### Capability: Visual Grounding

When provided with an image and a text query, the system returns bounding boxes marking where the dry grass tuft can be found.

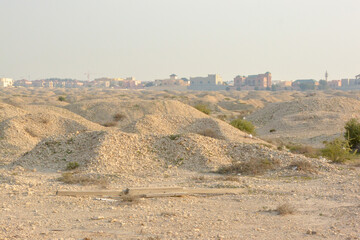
[58,172,109,186]
[198,129,223,139]
[25,128,39,138]
[276,203,296,215]
[113,113,126,122]
[286,144,319,158]
[102,122,117,127]
[217,158,280,176]
[289,160,317,173]
[215,176,241,182]
[120,195,141,204]
[160,212,176,217]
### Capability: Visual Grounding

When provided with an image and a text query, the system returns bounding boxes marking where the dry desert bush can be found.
[286,143,319,158]
[289,160,317,173]
[119,195,141,204]
[276,203,296,215]
[113,113,126,122]
[194,103,211,115]
[24,128,39,138]
[102,121,117,127]
[58,172,109,186]
[217,158,280,176]
[197,128,223,139]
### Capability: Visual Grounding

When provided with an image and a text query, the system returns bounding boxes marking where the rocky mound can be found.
[0,102,28,122]
[14,129,333,184]
[65,99,206,126]
[0,107,103,162]
[247,96,360,146]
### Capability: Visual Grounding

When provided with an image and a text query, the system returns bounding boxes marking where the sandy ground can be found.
[0,88,359,239]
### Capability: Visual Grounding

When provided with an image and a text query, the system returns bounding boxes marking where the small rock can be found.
[306,229,317,235]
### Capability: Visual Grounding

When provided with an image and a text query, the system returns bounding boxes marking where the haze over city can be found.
[1,0,359,81]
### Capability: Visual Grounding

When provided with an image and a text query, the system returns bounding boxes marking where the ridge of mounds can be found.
[65,99,265,144]
[247,96,360,146]
[64,99,206,126]
[0,106,103,161]
[13,129,334,184]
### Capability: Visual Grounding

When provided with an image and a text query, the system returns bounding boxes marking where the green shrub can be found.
[168,134,181,140]
[321,138,354,163]
[58,96,66,102]
[194,104,211,115]
[230,119,255,134]
[66,162,79,170]
[344,118,360,151]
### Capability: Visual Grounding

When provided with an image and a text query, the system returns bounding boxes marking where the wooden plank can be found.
[185,188,244,195]
[56,187,184,197]
[125,187,184,196]
[56,187,244,197]
[56,190,123,197]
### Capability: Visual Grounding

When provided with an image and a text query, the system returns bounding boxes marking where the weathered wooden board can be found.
[56,187,245,198]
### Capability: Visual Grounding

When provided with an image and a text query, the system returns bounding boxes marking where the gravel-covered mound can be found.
[247,96,360,147]
[65,99,206,126]
[0,109,103,162]
[14,130,333,183]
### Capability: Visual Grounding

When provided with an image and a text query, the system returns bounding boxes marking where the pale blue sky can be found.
[0,0,359,81]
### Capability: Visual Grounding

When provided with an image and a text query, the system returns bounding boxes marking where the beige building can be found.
[188,74,226,91]
[0,78,13,87]
[154,74,189,87]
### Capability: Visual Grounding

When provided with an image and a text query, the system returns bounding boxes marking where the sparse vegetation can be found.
[24,128,39,138]
[217,114,227,121]
[230,119,256,135]
[216,158,280,176]
[66,162,79,170]
[194,104,211,115]
[276,203,296,215]
[102,121,117,127]
[286,143,319,158]
[344,118,360,151]
[58,96,66,101]
[289,160,317,173]
[269,129,276,133]
[160,212,176,217]
[113,113,126,122]
[58,172,109,186]
[321,137,354,163]
[168,134,181,140]
[120,195,140,204]
[197,129,222,139]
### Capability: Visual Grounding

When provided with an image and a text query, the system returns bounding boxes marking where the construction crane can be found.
[84,72,102,81]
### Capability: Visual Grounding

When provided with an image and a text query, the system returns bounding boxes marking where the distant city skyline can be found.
[1,0,359,82]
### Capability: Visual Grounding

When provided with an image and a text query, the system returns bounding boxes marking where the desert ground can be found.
[0,87,359,240]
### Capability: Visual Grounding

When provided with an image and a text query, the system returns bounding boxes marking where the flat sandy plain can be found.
[0,87,359,239]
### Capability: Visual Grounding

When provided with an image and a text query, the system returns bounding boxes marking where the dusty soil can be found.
[0,88,359,239]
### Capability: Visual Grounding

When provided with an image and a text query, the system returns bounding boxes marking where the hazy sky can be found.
[1,0,359,82]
